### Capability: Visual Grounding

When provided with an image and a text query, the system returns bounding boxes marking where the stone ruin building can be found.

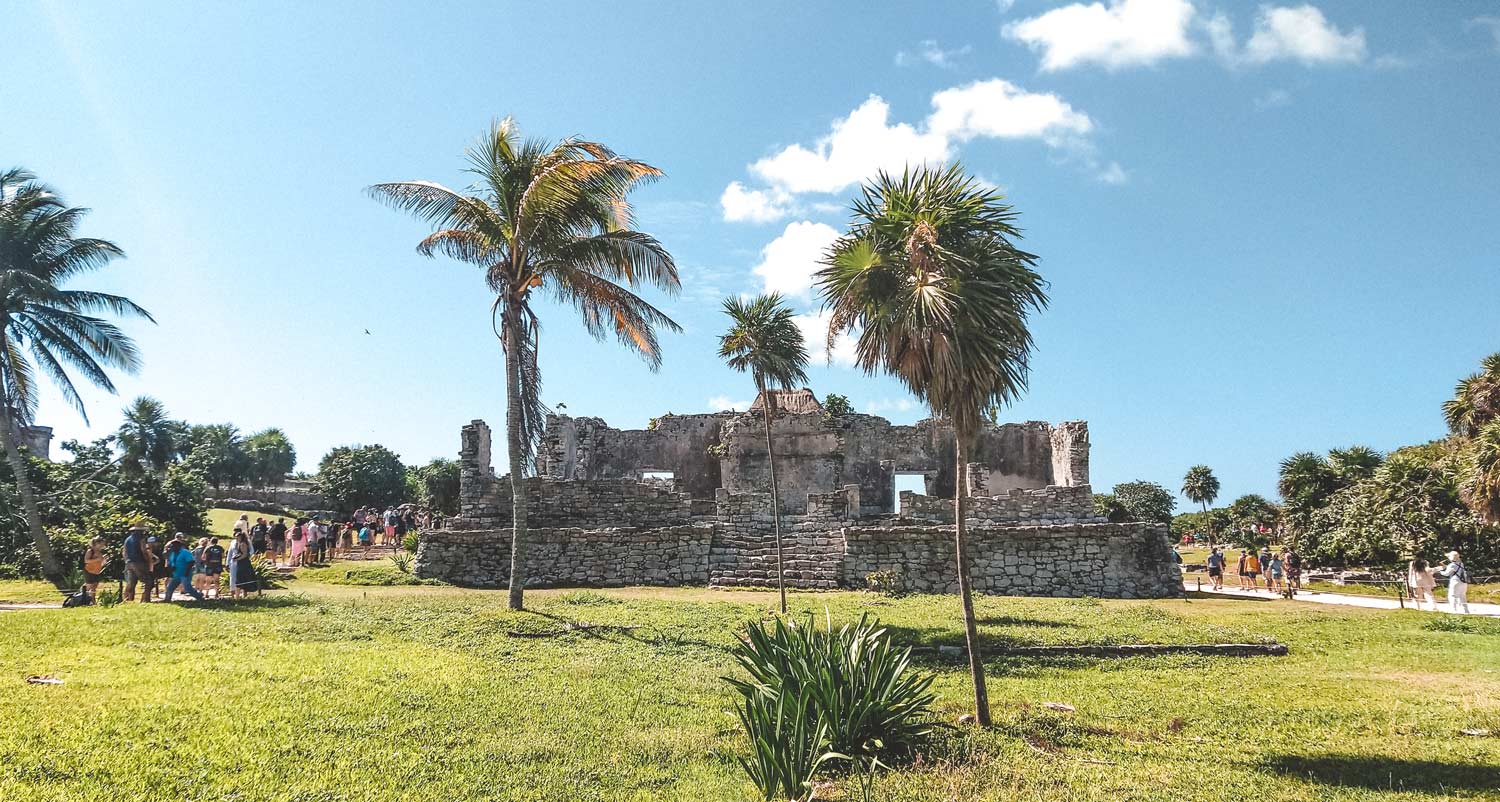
[415,392,1182,598]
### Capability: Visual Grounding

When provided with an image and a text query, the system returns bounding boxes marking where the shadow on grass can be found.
[1263,754,1500,794]
[189,594,313,613]
[1183,591,1274,603]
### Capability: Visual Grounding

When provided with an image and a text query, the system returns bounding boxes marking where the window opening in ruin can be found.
[893,472,926,512]
[641,470,675,482]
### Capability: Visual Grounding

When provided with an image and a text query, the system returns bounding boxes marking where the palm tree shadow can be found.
[1263,754,1500,794]
[976,615,1078,629]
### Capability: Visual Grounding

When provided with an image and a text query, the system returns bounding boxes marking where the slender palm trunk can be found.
[762,394,786,614]
[0,405,62,587]
[503,303,529,611]
[954,435,990,726]
[1201,500,1214,547]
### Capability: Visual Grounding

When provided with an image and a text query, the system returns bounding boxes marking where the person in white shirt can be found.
[1435,550,1470,614]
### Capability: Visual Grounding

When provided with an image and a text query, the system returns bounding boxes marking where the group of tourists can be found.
[1202,545,1304,595]
[104,524,263,604]
[228,506,426,568]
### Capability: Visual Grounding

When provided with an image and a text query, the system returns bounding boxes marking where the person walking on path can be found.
[121,524,152,603]
[1284,548,1303,591]
[1437,551,1470,614]
[1258,546,1274,591]
[162,540,205,602]
[228,532,260,599]
[1408,558,1438,611]
[250,517,269,556]
[1206,547,1226,591]
[268,518,288,566]
[1267,551,1285,595]
[82,537,108,601]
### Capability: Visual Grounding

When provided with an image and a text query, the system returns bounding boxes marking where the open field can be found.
[206,505,296,535]
[1,579,1497,801]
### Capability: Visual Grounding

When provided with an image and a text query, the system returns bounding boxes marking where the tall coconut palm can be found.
[0,168,152,586]
[816,165,1047,727]
[1442,352,1500,438]
[1181,464,1221,544]
[370,119,680,610]
[718,293,809,615]
[1459,420,1500,524]
[117,395,184,474]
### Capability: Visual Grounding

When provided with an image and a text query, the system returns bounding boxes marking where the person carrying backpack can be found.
[163,540,205,602]
[1437,551,1471,614]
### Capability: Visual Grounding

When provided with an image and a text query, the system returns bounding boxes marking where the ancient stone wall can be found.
[537,412,731,499]
[839,521,1181,599]
[205,485,329,511]
[415,524,713,588]
[455,474,692,530]
[898,485,1100,526]
[415,516,1181,599]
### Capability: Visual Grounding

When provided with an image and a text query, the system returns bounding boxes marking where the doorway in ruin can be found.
[893,472,928,513]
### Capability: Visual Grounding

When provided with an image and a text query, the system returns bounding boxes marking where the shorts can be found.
[206,564,223,576]
[1245,572,1259,579]
[1207,567,1222,578]
[252,540,268,553]
[1270,569,1284,579]
[385,525,397,537]
[84,570,102,584]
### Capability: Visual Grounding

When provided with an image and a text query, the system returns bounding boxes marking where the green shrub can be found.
[864,570,905,597]
[95,587,122,607]
[559,590,618,606]
[725,614,938,801]
[402,531,420,554]
[390,552,414,574]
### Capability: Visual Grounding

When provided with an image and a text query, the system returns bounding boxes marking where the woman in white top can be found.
[1435,550,1470,614]
[233,513,250,539]
[1407,558,1437,611]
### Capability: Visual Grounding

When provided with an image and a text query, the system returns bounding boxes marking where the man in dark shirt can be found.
[121,523,152,603]
[268,518,288,565]
[204,538,227,598]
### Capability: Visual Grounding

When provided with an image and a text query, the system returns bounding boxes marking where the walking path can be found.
[1187,581,1500,616]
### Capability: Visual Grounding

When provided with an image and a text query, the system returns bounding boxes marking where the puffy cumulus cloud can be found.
[749,97,951,196]
[1241,5,1366,65]
[750,221,841,299]
[707,394,751,412]
[720,181,791,223]
[1004,0,1198,71]
[792,309,859,368]
[743,81,1095,198]
[1007,1,1368,70]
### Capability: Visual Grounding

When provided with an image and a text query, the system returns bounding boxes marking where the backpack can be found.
[291,526,304,542]
[62,588,92,608]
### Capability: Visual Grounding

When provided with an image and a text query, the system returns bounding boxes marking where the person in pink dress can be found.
[287,519,308,567]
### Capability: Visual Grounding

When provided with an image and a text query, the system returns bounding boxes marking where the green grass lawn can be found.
[0,582,1496,802]
[206,505,294,536]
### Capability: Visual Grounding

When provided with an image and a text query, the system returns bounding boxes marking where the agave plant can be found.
[725,614,938,801]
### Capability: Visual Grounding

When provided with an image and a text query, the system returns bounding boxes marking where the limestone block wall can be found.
[898,485,1100,526]
[839,521,1182,598]
[414,524,714,588]
[457,475,692,530]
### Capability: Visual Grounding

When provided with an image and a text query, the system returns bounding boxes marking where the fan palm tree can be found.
[1277,451,1334,510]
[815,165,1047,727]
[0,168,152,586]
[1327,445,1383,485]
[1459,420,1500,524]
[117,395,183,474]
[370,119,680,610]
[1442,352,1500,438]
[718,293,809,615]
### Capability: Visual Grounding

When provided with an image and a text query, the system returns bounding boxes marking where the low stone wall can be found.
[415,524,713,588]
[840,521,1181,599]
[455,475,693,531]
[899,485,1099,526]
[206,485,328,511]
[417,518,1181,599]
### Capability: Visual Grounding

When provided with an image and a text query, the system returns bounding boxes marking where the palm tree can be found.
[370,119,680,610]
[1442,352,1500,438]
[117,395,183,474]
[1459,421,1500,524]
[816,165,1047,727]
[1180,464,1221,544]
[1326,445,1382,485]
[0,168,152,586]
[1277,451,1335,509]
[718,293,809,614]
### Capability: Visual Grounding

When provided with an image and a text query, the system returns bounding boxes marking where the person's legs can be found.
[1453,583,1469,614]
[124,564,139,602]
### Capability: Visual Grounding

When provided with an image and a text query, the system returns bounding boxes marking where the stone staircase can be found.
[708,528,842,590]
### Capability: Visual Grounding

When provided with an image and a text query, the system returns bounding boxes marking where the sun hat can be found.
[1446,550,1461,561]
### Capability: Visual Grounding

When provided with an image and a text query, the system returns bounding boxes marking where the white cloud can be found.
[744,81,1095,198]
[1470,17,1500,53]
[865,398,919,414]
[707,394,751,412]
[750,221,841,299]
[793,309,859,368]
[720,181,791,223]
[1095,162,1128,184]
[1242,5,1366,65]
[1004,0,1198,71]
[1254,88,1292,109]
[1008,1,1369,70]
[895,40,973,69]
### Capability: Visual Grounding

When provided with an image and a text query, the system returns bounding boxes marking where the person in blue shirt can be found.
[1205,547,1226,591]
[163,540,205,602]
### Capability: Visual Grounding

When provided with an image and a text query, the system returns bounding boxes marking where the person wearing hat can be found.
[121,522,152,603]
[1436,550,1470,614]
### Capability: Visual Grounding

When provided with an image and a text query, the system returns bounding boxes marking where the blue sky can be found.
[3,0,1498,507]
